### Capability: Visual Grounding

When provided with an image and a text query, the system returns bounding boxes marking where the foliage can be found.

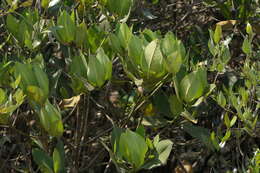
[0,0,259,172]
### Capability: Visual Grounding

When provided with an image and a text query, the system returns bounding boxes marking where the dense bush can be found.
[0,0,259,172]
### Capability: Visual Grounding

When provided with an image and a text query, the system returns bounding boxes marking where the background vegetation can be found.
[0,0,259,172]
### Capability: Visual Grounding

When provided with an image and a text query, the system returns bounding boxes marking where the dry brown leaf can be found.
[59,95,81,108]
[174,160,193,173]
[215,20,237,31]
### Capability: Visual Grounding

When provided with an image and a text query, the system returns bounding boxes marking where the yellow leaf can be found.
[144,103,155,116]
[215,20,237,31]
[59,95,81,108]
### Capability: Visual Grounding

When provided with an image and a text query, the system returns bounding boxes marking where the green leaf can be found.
[136,125,145,138]
[155,139,173,165]
[75,22,88,48]
[153,135,160,147]
[0,89,6,105]
[107,0,133,18]
[111,127,124,154]
[53,149,61,173]
[183,123,214,150]
[87,48,112,87]
[180,68,208,103]
[15,62,38,91]
[161,32,184,75]
[38,100,64,137]
[168,94,183,117]
[128,35,144,66]
[210,132,220,151]
[142,39,166,79]
[181,110,198,124]
[142,29,161,42]
[230,116,237,127]
[6,14,19,37]
[242,36,252,55]
[109,34,123,54]
[217,91,226,107]
[117,23,132,50]
[221,130,231,143]
[70,53,88,78]
[56,11,76,43]
[214,25,222,44]
[208,39,217,57]
[96,48,112,81]
[86,25,106,53]
[119,129,148,169]
[246,23,253,36]
[32,148,54,173]
[27,85,46,105]
[32,65,49,101]
[53,140,65,173]
[220,45,231,65]
[41,0,50,8]
[152,91,172,118]
[224,113,230,128]
[10,75,21,89]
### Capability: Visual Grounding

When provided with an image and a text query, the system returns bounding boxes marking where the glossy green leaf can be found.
[180,68,208,103]
[87,48,112,87]
[32,148,54,173]
[97,48,112,80]
[117,23,132,49]
[128,35,144,66]
[161,32,184,75]
[119,129,148,169]
[153,134,160,147]
[214,25,222,44]
[142,39,166,79]
[38,100,64,137]
[242,36,252,55]
[155,139,173,165]
[246,23,253,36]
[56,11,76,43]
[32,65,49,101]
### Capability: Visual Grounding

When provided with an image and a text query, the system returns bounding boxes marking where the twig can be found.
[80,148,105,171]
[0,145,16,172]
[81,127,113,146]
[78,94,90,169]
